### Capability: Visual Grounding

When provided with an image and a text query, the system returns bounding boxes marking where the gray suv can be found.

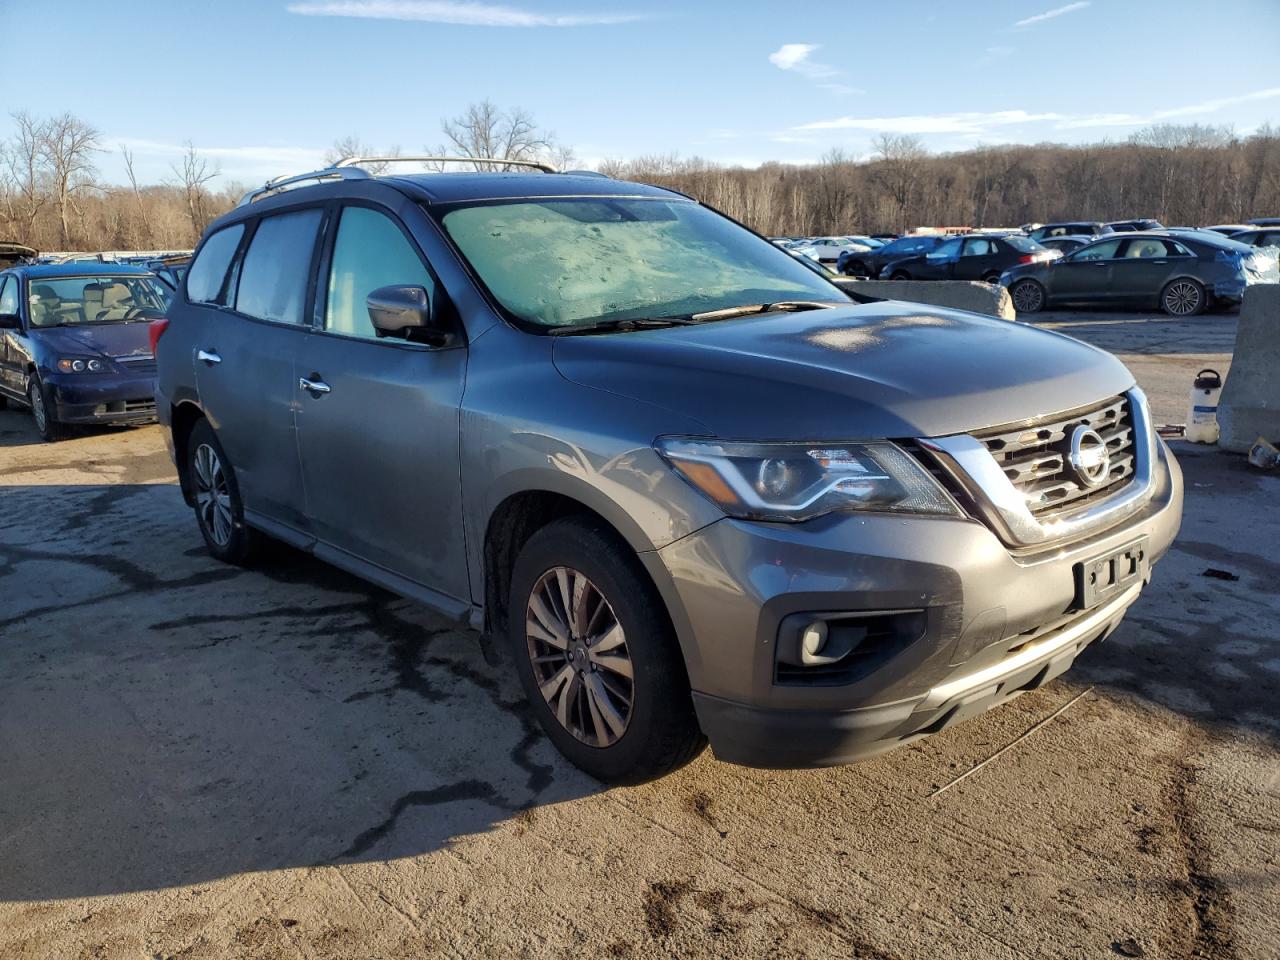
[155,160,1183,783]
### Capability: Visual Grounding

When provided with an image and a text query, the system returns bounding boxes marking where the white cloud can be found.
[1014,1,1090,28]
[768,43,839,80]
[112,137,328,180]
[797,109,1063,135]
[285,0,647,26]
[795,86,1280,138]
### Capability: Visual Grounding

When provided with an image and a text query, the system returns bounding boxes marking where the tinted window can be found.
[325,207,435,340]
[236,209,323,325]
[961,238,995,256]
[187,224,245,304]
[1004,236,1042,253]
[931,238,962,258]
[1073,239,1122,261]
[0,276,16,315]
[1123,238,1168,259]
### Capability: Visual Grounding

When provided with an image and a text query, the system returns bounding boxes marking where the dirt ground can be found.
[0,310,1276,960]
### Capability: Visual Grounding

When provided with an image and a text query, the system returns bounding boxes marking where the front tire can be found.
[1161,278,1205,316]
[187,419,260,565]
[844,260,867,277]
[1011,279,1046,314]
[28,376,68,441]
[509,517,704,783]
[890,270,911,281]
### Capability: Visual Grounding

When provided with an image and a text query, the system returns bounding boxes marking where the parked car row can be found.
[1000,229,1277,316]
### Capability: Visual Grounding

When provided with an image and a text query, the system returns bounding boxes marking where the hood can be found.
[552,301,1134,440]
[32,322,154,360]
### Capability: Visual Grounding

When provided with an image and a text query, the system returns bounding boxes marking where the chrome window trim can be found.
[917,387,1156,548]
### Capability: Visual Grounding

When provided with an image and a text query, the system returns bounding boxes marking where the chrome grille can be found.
[116,354,157,376]
[975,396,1135,518]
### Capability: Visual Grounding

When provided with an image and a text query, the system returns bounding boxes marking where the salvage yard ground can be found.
[0,310,1276,960]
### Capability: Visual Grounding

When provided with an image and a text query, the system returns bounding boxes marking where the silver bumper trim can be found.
[922,582,1141,709]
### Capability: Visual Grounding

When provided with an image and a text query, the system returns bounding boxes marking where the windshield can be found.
[438,197,841,329]
[28,275,167,327]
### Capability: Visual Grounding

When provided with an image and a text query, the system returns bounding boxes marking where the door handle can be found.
[197,349,222,365]
[299,376,331,395]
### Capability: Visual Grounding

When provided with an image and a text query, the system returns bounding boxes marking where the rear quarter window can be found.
[186,224,245,304]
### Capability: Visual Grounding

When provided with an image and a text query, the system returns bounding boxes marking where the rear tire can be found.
[1161,278,1205,316]
[1010,279,1046,314]
[187,419,261,565]
[28,376,68,442]
[844,260,867,277]
[890,270,911,281]
[508,516,705,784]
[981,271,1001,284]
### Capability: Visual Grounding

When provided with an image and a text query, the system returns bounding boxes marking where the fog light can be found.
[800,621,829,664]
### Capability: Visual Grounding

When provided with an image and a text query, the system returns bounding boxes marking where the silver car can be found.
[154,161,1183,782]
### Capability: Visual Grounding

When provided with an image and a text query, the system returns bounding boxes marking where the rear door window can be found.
[235,209,323,325]
[961,238,995,257]
[187,224,245,304]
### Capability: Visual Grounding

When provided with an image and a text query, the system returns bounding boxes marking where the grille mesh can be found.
[976,395,1135,518]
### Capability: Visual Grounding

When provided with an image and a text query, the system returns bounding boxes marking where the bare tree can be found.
[121,145,153,246]
[324,135,400,174]
[5,111,48,241]
[869,134,927,232]
[436,100,558,170]
[171,141,220,235]
[38,112,101,248]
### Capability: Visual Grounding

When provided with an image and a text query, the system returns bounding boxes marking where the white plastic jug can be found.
[1185,368,1222,444]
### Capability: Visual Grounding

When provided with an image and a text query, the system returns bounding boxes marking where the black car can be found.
[836,234,943,276]
[1000,231,1266,316]
[1106,219,1163,233]
[878,233,1057,283]
[1037,235,1093,256]
[1028,221,1112,241]
[0,263,167,440]
[1227,227,1280,249]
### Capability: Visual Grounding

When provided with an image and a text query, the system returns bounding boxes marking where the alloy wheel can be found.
[525,566,634,748]
[1164,281,1201,316]
[193,443,234,547]
[1012,281,1044,312]
[28,382,46,432]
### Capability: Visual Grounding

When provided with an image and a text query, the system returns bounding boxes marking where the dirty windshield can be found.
[440,197,840,329]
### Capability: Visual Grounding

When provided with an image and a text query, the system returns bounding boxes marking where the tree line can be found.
[2,104,1277,254]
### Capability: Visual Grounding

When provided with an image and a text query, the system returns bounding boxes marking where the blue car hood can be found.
[553,300,1135,439]
[33,322,154,359]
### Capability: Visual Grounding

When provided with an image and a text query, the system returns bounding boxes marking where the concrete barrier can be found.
[833,278,1016,321]
[1218,283,1280,452]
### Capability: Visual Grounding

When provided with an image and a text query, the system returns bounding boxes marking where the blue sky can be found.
[5,0,1280,185]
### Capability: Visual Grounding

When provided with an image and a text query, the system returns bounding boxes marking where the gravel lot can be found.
[1,310,1276,960]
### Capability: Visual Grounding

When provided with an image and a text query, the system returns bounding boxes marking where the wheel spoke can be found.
[528,593,570,648]
[590,623,625,653]
[589,651,634,680]
[553,568,574,628]
[585,674,627,740]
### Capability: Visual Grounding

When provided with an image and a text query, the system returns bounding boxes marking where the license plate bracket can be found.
[1074,537,1149,610]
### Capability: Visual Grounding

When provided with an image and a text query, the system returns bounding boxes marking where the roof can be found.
[377,172,680,204]
[4,262,157,279]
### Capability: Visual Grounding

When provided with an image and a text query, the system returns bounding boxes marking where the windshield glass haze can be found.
[28,275,168,327]
[440,197,840,328]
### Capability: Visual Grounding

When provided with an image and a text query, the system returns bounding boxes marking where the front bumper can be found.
[650,438,1182,768]
[45,372,158,424]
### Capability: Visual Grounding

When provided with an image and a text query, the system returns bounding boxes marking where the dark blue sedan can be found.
[0,263,168,440]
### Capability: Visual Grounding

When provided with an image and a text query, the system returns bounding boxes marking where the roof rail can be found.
[238,166,371,206]
[334,155,558,174]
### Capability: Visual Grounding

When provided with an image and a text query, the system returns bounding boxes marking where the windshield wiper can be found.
[685,300,833,323]
[547,316,699,336]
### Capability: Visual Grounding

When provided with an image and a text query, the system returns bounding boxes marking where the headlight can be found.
[56,357,109,374]
[656,438,962,522]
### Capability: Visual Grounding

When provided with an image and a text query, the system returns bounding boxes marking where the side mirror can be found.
[366,285,453,346]
[0,313,20,330]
